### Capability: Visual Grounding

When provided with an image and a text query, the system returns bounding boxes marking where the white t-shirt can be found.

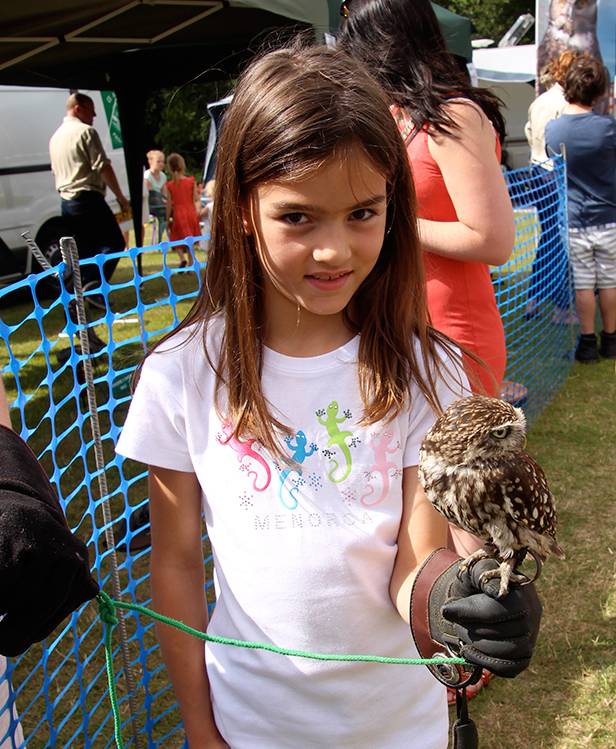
[144,169,166,192]
[0,655,23,749]
[117,317,466,749]
[525,83,567,164]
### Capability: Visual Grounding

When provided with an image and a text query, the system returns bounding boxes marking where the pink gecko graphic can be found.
[218,419,271,491]
[360,429,399,507]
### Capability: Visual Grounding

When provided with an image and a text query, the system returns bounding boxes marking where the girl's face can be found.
[244,147,387,350]
[148,154,165,172]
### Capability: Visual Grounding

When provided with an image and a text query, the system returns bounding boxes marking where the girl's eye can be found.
[282,213,308,225]
[350,208,374,221]
[492,427,510,439]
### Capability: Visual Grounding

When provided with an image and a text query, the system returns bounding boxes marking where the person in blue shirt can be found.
[545,56,616,362]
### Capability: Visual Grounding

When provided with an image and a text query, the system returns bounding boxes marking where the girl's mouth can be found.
[305,272,351,290]
[309,273,347,281]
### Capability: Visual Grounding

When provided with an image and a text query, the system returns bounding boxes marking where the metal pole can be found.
[31,233,143,749]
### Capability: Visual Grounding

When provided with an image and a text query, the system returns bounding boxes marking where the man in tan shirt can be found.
[49,93,129,309]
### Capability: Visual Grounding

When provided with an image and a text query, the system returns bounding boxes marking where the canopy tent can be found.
[0,0,472,244]
[0,1,329,243]
[432,3,473,63]
[473,44,537,84]
[0,1,330,91]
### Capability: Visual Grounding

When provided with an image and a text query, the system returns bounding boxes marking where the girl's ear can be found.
[241,204,253,236]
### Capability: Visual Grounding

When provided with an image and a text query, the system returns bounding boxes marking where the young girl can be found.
[165,152,204,267]
[117,45,540,749]
[144,149,169,243]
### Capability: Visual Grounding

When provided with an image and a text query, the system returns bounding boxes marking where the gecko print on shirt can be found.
[360,429,402,507]
[316,401,360,483]
[277,431,318,510]
[217,419,271,491]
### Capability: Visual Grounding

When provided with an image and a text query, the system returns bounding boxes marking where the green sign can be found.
[112,370,133,399]
[101,90,123,150]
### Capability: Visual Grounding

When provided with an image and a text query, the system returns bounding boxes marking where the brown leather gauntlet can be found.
[410,547,542,687]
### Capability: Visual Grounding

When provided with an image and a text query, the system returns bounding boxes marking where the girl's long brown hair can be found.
[166,152,185,185]
[150,42,466,459]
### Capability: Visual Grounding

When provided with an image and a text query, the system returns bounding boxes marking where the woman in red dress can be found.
[166,153,204,267]
[339,0,514,400]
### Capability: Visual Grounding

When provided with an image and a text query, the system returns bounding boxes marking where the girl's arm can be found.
[419,101,515,266]
[0,378,11,428]
[166,191,173,224]
[149,466,229,749]
[390,467,448,624]
[193,181,204,219]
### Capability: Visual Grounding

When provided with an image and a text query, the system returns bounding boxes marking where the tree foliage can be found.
[144,80,232,179]
[437,0,535,45]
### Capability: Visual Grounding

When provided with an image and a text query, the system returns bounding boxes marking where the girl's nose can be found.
[312,226,352,265]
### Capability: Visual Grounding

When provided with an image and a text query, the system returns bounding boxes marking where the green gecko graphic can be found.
[317,400,354,483]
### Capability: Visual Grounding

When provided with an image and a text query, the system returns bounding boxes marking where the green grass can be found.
[465,359,616,748]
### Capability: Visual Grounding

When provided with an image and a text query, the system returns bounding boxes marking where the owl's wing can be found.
[491,453,558,537]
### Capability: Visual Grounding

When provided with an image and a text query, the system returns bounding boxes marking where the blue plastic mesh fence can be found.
[0,156,573,749]
[498,155,575,420]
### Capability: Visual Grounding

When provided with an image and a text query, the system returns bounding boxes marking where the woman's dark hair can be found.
[338,0,506,142]
[564,56,608,106]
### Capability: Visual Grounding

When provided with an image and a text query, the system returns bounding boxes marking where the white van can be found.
[0,86,129,293]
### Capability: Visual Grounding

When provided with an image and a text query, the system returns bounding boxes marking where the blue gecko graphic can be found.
[278,431,318,510]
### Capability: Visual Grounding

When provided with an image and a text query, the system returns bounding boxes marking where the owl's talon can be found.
[513,551,542,587]
[460,545,495,577]
[478,569,500,582]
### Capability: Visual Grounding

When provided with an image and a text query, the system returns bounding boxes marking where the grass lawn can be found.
[467,358,616,748]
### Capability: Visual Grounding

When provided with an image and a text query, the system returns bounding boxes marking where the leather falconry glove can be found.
[410,548,542,687]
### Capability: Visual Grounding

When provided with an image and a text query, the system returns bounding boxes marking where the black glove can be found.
[410,548,542,686]
[0,425,99,656]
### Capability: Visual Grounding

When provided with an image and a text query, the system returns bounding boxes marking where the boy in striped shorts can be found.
[546,56,616,363]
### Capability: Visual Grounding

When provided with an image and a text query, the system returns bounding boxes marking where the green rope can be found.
[97,590,468,747]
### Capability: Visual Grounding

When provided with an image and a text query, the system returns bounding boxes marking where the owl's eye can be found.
[492,427,510,439]
[577,0,588,7]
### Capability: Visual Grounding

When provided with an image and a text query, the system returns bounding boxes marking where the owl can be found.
[537,0,602,97]
[418,395,565,598]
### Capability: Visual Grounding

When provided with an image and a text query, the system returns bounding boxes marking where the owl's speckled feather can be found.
[419,395,565,595]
